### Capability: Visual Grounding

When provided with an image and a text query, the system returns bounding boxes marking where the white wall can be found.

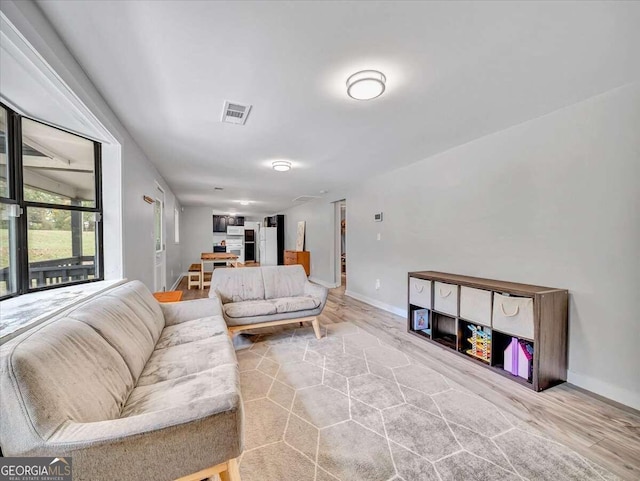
[181,207,215,271]
[1,0,183,290]
[122,162,182,289]
[281,192,347,288]
[281,84,640,409]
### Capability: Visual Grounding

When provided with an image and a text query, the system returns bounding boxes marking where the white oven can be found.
[226,238,244,264]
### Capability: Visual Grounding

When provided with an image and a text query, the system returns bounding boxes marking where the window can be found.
[0,102,103,300]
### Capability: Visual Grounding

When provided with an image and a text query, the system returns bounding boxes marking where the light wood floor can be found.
[175,277,640,480]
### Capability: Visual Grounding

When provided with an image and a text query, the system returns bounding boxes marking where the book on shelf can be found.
[413,309,430,333]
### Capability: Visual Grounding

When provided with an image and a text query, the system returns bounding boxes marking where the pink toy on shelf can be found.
[504,338,533,380]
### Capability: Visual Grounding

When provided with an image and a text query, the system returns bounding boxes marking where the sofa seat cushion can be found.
[155,316,227,350]
[273,296,321,313]
[121,364,238,418]
[137,334,236,387]
[224,300,277,318]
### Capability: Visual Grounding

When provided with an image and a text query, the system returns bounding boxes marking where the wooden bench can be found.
[187,264,201,290]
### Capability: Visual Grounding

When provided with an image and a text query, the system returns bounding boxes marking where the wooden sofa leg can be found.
[311,317,321,340]
[220,457,241,481]
[175,457,240,481]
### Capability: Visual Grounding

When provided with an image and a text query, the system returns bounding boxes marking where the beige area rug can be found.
[232,322,619,481]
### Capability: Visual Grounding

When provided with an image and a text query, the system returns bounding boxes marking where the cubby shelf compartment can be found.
[407,271,568,392]
[493,331,534,383]
[432,312,457,350]
[458,319,491,365]
[408,305,432,339]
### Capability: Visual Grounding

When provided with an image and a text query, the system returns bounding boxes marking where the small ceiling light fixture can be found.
[272,160,292,172]
[239,201,250,206]
[346,70,386,100]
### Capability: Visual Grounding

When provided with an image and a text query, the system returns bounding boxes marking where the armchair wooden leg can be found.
[174,457,241,481]
[220,457,241,481]
[311,317,321,340]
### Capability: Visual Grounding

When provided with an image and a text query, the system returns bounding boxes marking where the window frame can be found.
[0,101,104,301]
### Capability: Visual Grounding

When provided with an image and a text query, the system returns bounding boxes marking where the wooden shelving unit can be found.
[407,271,568,391]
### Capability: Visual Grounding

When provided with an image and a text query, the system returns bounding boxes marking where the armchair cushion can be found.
[137,334,236,387]
[224,300,277,318]
[262,265,307,299]
[210,268,265,304]
[273,296,321,313]
[155,315,227,350]
[122,364,238,417]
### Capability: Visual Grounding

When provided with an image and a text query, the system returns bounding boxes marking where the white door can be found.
[154,184,166,292]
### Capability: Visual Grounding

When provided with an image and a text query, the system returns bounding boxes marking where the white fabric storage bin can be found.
[409,278,432,309]
[460,286,492,326]
[492,293,534,340]
[433,282,458,316]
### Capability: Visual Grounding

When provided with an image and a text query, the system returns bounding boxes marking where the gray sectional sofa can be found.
[0,281,243,481]
[209,265,328,339]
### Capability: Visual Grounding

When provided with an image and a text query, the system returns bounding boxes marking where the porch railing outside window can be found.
[0,103,103,300]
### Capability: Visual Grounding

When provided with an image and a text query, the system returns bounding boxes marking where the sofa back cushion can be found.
[1,319,134,442]
[262,265,307,300]
[65,281,164,380]
[211,267,265,303]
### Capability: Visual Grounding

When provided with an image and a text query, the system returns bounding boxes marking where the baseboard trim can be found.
[567,370,640,411]
[170,273,187,291]
[309,277,340,289]
[344,290,407,318]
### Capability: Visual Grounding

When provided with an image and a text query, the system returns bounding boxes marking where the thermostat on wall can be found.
[374,212,383,222]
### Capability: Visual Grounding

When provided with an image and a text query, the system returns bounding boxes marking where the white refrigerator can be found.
[259,227,278,266]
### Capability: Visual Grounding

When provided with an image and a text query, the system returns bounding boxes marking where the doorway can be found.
[154,183,166,292]
[334,200,346,288]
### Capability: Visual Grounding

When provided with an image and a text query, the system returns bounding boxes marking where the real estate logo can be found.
[0,457,72,481]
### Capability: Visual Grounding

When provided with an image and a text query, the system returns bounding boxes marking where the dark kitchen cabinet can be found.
[213,215,245,231]
[263,215,283,228]
[213,215,227,233]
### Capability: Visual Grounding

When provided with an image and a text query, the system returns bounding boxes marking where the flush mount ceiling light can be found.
[346,70,386,100]
[239,201,250,206]
[272,160,292,172]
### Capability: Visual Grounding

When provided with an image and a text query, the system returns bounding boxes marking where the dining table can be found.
[200,252,239,289]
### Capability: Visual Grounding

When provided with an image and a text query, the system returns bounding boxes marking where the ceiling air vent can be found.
[221,101,252,125]
[292,195,320,203]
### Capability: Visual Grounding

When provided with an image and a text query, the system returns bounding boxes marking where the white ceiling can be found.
[35,1,640,217]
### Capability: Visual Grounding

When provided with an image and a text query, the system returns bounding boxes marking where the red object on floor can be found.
[153,291,183,303]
